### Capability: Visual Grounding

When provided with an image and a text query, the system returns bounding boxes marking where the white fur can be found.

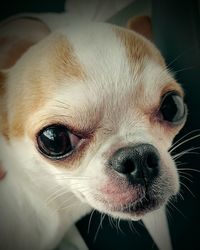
[0,11,185,250]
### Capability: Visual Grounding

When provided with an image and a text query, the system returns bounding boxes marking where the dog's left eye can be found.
[159,91,186,124]
[36,125,80,159]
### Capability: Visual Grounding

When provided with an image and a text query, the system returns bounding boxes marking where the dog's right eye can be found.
[159,91,186,124]
[36,125,80,159]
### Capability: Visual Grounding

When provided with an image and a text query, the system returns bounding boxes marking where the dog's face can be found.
[0,19,187,221]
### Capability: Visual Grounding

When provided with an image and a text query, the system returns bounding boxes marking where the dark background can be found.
[1,0,199,249]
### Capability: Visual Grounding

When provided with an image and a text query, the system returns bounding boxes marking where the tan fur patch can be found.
[0,113,9,140]
[0,72,9,140]
[10,77,46,138]
[127,16,153,41]
[51,35,86,80]
[161,81,184,97]
[114,27,165,70]
[8,35,86,138]
[0,72,6,96]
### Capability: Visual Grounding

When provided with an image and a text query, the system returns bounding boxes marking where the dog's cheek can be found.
[150,127,183,194]
[160,151,180,195]
[79,155,109,191]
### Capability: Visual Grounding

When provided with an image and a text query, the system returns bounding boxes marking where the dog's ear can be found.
[0,17,50,69]
[127,16,153,41]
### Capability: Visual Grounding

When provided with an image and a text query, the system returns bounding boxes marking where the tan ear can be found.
[0,17,50,69]
[127,16,153,41]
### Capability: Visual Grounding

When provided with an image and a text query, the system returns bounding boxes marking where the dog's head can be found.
[0,17,187,220]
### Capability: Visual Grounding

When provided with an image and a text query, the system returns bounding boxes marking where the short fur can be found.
[0,16,186,250]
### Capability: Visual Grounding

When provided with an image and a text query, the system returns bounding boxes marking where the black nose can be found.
[108,144,160,185]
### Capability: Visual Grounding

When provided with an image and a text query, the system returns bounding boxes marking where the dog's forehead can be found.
[59,22,165,79]
[42,24,182,131]
[53,23,180,105]
[3,22,182,139]
[56,23,180,101]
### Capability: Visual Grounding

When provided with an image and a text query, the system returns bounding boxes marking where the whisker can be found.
[46,189,73,204]
[36,174,90,181]
[56,202,79,212]
[166,50,191,69]
[170,129,200,149]
[44,184,61,194]
[128,220,139,235]
[166,205,174,224]
[46,182,91,204]
[56,195,77,210]
[178,170,193,178]
[171,66,194,75]
[55,188,93,211]
[94,213,106,242]
[87,209,96,234]
[178,168,200,173]
[109,216,117,230]
[169,134,200,153]
[179,175,193,183]
[117,218,124,235]
[56,197,84,211]
[54,176,91,181]
[52,174,90,178]
[176,162,188,167]
[180,182,196,198]
[176,192,185,201]
[173,147,200,160]
[167,200,187,220]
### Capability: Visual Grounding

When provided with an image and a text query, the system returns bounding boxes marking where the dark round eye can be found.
[159,92,186,124]
[37,125,80,159]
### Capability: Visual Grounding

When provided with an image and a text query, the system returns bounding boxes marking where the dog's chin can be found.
[84,184,171,221]
[108,193,165,220]
[106,195,166,221]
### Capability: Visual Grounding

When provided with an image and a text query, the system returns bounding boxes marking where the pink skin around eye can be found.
[0,165,6,181]
[69,133,81,148]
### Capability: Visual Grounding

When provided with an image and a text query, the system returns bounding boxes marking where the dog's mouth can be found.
[78,167,177,219]
[112,192,162,216]
[94,179,170,219]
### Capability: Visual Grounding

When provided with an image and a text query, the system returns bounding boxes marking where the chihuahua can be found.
[0,12,187,250]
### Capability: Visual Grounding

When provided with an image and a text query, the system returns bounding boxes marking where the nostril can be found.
[122,158,136,174]
[146,153,159,169]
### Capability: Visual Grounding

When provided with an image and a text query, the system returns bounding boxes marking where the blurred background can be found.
[0,0,199,249]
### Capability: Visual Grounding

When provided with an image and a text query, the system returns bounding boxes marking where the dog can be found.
[0,11,187,250]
